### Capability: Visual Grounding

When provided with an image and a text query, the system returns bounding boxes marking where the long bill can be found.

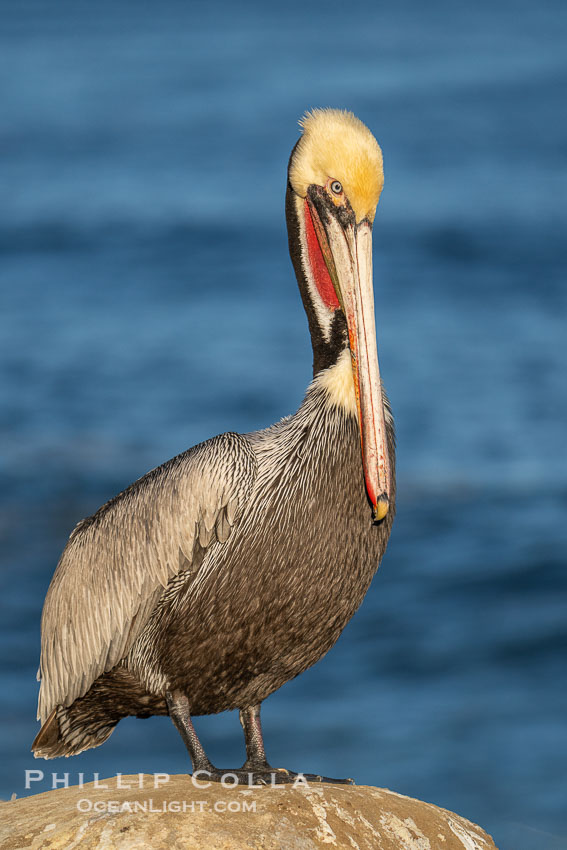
[308,198,392,521]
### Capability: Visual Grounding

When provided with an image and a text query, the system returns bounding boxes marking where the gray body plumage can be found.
[35,375,394,757]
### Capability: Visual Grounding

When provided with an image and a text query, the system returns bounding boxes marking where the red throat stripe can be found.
[304,200,340,310]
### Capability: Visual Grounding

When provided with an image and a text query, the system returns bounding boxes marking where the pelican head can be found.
[286,108,391,522]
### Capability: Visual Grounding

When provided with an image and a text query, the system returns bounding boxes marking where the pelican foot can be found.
[189,767,291,786]
[189,767,354,786]
[281,769,355,786]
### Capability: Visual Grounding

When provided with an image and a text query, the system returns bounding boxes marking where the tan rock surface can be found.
[0,774,497,850]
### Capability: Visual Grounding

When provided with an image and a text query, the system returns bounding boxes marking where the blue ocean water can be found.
[1,1,566,847]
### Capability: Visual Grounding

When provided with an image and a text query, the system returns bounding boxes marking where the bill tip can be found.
[372,496,389,522]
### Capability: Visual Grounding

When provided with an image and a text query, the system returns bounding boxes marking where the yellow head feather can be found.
[289,109,384,223]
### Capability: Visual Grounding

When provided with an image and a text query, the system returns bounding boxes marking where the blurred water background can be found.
[1,0,566,847]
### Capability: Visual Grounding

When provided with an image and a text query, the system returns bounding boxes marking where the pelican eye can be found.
[330,180,343,195]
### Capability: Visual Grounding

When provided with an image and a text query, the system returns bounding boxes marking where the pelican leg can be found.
[238,703,294,783]
[166,690,214,773]
[239,704,270,769]
[239,703,354,786]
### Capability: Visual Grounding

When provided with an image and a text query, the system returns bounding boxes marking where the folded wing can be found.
[37,432,257,724]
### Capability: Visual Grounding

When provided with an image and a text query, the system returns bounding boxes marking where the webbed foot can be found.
[190,766,354,786]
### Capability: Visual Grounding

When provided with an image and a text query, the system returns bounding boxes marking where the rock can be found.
[0,774,498,849]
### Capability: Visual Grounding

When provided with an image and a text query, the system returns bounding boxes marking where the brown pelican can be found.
[32,109,395,783]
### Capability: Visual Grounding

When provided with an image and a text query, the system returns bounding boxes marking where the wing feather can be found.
[37,432,256,723]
